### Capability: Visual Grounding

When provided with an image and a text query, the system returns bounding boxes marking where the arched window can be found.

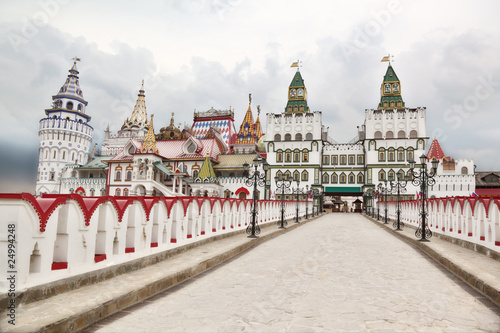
[378,148,386,161]
[284,170,291,180]
[388,148,395,161]
[115,170,122,181]
[388,170,395,181]
[90,188,95,196]
[331,173,338,183]
[379,170,386,181]
[66,102,73,110]
[277,150,283,163]
[409,130,417,139]
[192,170,199,178]
[123,188,129,196]
[276,170,283,180]
[386,131,394,139]
[461,167,468,174]
[293,171,300,181]
[302,149,309,162]
[78,104,83,112]
[374,131,382,139]
[295,133,302,141]
[398,130,405,138]
[407,147,414,162]
[274,134,281,142]
[285,150,291,163]
[322,173,329,184]
[115,188,121,196]
[357,173,364,183]
[284,133,292,141]
[293,149,300,162]
[89,173,94,178]
[397,148,405,161]
[348,173,355,184]
[301,170,308,181]
[306,133,313,140]
[340,173,346,184]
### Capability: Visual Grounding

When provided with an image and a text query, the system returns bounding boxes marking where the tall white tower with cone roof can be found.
[36,60,93,194]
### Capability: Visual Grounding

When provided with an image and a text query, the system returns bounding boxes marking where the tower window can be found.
[295,133,302,141]
[386,131,394,139]
[284,134,291,141]
[66,102,73,110]
[274,134,281,142]
[306,133,313,140]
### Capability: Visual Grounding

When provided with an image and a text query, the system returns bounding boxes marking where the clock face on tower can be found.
[290,89,297,97]
[297,88,304,97]
[392,83,399,92]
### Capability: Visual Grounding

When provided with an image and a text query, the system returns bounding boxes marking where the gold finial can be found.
[71,57,81,64]
[141,79,145,90]
[249,93,252,106]
[257,105,261,116]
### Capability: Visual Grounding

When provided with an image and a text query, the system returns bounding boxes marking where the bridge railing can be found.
[0,193,309,292]
[378,196,500,250]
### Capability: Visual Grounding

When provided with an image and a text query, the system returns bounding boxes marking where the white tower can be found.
[36,60,93,194]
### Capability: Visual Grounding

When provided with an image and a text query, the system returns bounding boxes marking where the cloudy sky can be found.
[1,0,500,193]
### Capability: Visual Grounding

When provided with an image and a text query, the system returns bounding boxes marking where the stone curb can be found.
[363,214,500,308]
[5,214,323,333]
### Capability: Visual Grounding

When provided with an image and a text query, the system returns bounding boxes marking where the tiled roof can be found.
[54,62,86,103]
[198,154,217,180]
[214,154,259,169]
[427,139,450,161]
[75,156,112,169]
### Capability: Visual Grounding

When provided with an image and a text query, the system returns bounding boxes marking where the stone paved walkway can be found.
[85,213,500,332]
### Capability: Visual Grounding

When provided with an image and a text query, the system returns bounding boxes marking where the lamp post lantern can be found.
[275,175,291,229]
[243,157,269,238]
[409,155,438,241]
[377,180,390,224]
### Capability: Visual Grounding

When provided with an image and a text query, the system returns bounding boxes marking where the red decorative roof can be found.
[427,139,450,161]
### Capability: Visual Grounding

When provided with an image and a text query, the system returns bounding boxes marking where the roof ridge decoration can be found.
[141,114,158,154]
[254,105,263,139]
[427,138,450,161]
[378,60,405,109]
[122,80,149,131]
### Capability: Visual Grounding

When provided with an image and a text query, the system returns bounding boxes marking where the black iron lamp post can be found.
[304,185,310,219]
[389,173,407,231]
[377,180,390,224]
[275,175,291,229]
[409,154,439,241]
[243,157,269,238]
[376,190,380,221]
[294,179,301,223]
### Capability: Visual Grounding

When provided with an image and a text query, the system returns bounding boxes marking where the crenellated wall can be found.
[375,196,500,251]
[0,193,308,293]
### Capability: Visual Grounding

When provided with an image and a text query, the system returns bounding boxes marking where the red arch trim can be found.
[235,187,250,195]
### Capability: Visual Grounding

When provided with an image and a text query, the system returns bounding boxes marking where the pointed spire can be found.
[122,80,148,130]
[141,115,158,154]
[285,70,308,113]
[235,97,256,144]
[54,59,86,103]
[197,152,217,181]
[378,63,405,109]
[427,138,450,161]
[254,105,263,139]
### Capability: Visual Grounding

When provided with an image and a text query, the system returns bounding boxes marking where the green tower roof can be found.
[378,64,405,109]
[289,71,305,87]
